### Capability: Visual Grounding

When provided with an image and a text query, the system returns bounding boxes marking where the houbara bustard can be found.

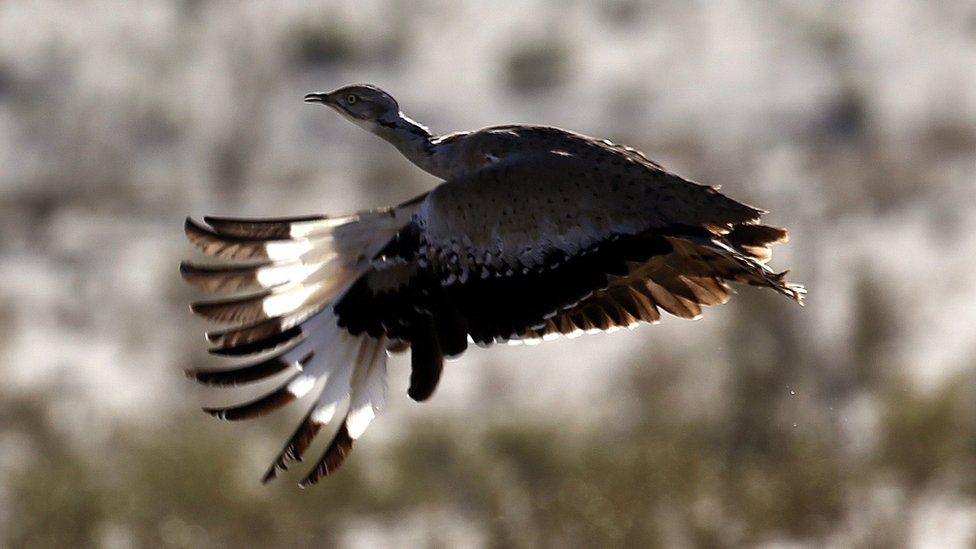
[182,84,805,486]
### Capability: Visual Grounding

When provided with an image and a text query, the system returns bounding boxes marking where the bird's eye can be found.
[346,94,358,105]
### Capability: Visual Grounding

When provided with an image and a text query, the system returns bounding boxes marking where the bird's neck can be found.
[372,113,452,179]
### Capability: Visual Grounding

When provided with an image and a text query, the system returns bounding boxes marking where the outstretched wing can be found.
[182,197,422,486]
[416,149,768,270]
[518,232,802,343]
[334,153,803,400]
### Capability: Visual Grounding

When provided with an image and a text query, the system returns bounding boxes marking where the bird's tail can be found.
[182,198,422,485]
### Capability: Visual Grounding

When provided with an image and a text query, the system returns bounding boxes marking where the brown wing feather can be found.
[261,404,325,483]
[201,372,305,421]
[725,224,789,263]
[299,424,355,487]
[187,351,308,387]
[518,231,804,341]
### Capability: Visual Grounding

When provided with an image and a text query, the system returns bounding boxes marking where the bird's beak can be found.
[304,92,332,105]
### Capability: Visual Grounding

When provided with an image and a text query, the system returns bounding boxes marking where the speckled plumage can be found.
[181,84,804,486]
[419,125,763,268]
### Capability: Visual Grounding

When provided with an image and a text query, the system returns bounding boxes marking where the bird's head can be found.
[304,84,400,131]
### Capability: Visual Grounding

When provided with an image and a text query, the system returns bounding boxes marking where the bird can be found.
[181,83,805,487]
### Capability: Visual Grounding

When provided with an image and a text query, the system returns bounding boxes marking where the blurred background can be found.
[1,0,975,547]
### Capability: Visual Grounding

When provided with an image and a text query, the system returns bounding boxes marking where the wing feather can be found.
[186,352,307,387]
[513,231,797,342]
[184,199,420,482]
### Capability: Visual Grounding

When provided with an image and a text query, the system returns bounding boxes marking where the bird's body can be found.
[182,84,804,486]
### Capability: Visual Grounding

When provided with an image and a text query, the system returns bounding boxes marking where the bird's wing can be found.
[334,154,802,400]
[516,234,803,343]
[182,195,423,486]
[416,149,765,271]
